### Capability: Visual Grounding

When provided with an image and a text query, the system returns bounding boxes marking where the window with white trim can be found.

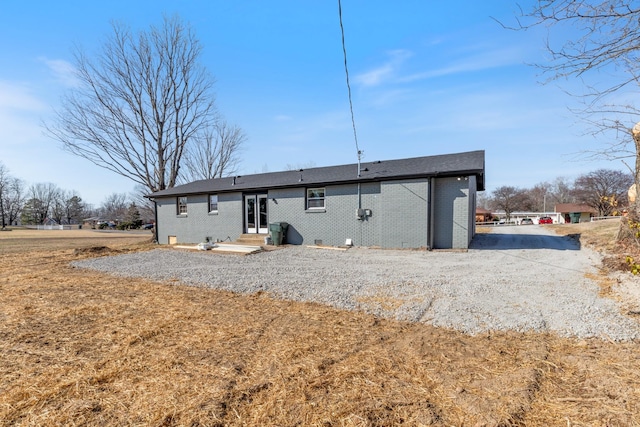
[177,196,188,215]
[306,188,325,209]
[209,194,218,213]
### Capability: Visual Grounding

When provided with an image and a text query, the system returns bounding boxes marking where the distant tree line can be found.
[0,162,153,228]
[482,169,633,221]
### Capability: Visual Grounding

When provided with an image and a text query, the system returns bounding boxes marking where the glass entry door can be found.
[244,194,268,233]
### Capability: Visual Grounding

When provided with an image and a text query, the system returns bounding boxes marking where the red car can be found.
[538,216,553,224]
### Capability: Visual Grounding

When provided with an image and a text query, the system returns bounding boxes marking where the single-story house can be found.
[554,203,597,223]
[147,150,485,249]
[475,207,493,223]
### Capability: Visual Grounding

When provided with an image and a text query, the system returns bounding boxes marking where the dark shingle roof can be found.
[148,150,485,198]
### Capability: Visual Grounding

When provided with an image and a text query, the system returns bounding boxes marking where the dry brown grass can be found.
[545,219,621,253]
[1,227,640,426]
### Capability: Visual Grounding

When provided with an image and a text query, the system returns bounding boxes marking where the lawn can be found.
[1,226,639,426]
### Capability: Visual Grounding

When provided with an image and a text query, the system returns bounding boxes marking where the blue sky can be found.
[0,1,629,207]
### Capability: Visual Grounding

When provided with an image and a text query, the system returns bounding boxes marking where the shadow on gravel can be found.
[470,233,581,251]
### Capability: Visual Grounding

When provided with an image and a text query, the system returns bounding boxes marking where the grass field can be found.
[1,225,639,426]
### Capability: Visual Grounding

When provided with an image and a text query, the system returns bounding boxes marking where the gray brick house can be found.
[147,150,485,249]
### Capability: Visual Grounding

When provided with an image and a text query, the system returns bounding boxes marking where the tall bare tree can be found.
[100,193,130,221]
[525,178,577,212]
[45,15,218,193]
[527,182,550,213]
[489,186,531,221]
[547,177,576,206]
[51,190,86,225]
[573,169,633,216]
[3,177,25,227]
[0,163,9,228]
[181,119,246,182]
[511,2,640,212]
[131,184,156,223]
[22,183,61,225]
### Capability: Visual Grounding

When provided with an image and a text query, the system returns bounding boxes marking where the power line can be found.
[337,0,363,176]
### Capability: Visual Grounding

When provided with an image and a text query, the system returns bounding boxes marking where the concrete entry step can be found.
[236,233,269,245]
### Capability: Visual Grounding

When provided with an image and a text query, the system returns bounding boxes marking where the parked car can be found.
[142,223,154,230]
[520,218,533,225]
[538,216,553,224]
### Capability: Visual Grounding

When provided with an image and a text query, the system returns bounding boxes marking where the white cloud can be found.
[353,45,523,91]
[39,57,79,88]
[354,49,413,87]
[399,46,523,82]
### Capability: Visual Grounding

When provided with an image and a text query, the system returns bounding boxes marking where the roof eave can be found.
[149,169,485,198]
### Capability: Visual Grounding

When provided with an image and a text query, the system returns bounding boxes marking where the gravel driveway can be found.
[73,225,640,340]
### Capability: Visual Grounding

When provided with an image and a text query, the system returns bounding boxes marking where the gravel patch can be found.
[72,226,640,340]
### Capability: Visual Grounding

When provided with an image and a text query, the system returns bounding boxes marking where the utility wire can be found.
[338,0,362,175]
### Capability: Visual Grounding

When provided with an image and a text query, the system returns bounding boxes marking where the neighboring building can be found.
[147,150,485,249]
[555,203,597,223]
[492,211,563,224]
[83,217,101,229]
[475,207,493,223]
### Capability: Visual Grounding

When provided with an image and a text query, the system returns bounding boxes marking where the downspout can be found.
[427,177,434,250]
[357,150,362,210]
[356,152,364,243]
[358,181,362,244]
[152,198,159,244]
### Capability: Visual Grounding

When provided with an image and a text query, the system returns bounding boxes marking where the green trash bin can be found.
[569,212,581,224]
[269,223,283,245]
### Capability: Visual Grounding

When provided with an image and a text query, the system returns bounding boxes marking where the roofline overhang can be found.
[147,168,485,199]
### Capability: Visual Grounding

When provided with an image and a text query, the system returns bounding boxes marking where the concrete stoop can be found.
[236,233,270,246]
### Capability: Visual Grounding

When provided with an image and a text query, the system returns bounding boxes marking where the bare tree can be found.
[547,177,576,206]
[476,191,490,210]
[527,182,551,212]
[50,193,65,225]
[511,2,640,212]
[181,120,246,182]
[45,15,218,193]
[131,184,156,223]
[51,190,86,225]
[525,178,577,212]
[489,186,531,221]
[22,183,61,225]
[101,193,129,221]
[0,163,9,228]
[573,169,633,216]
[3,177,26,227]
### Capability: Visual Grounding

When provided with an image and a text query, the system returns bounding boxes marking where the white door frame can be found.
[244,194,268,233]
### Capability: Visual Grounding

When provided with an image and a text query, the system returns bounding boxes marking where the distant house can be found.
[555,203,597,223]
[475,207,493,223]
[83,217,101,229]
[147,150,485,249]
